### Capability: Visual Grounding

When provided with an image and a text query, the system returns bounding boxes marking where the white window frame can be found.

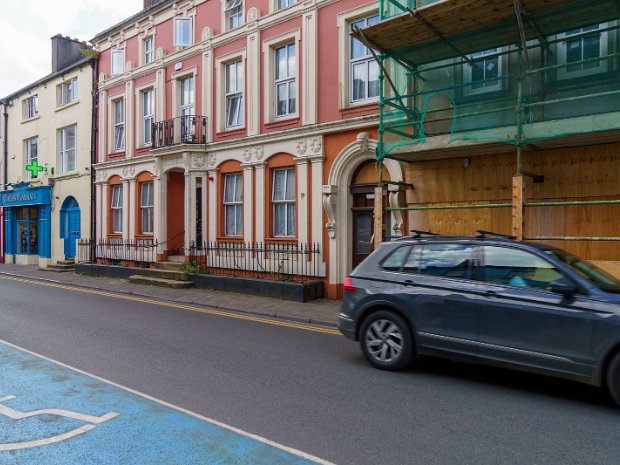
[173,16,193,48]
[274,43,296,118]
[25,137,38,180]
[111,49,125,76]
[223,173,243,236]
[463,48,504,96]
[143,36,154,64]
[59,125,76,173]
[557,23,609,80]
[272,167,296,237]
[59,78,78,106]
[277,0,294,10]
[337,5,380,110]
[349,14,380,104]
[111,185,123,234]
[224,0,243,31]
[263,31,300,123]
[113,99,125,152]
[225,60,244,129]
[140,182,154,234]
[142,89,154,146]
[23,96,38,119]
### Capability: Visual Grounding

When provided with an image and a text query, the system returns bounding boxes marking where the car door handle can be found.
[485,290,498,297]
[404,280,414,287]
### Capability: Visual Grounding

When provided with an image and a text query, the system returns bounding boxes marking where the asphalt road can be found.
[1,275,619,465]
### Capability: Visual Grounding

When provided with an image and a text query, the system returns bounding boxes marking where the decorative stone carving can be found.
[357,131,370,154]
[296,140,308,156]
[310,137,322,154]
[193,155,206,169]
[322,185,338,239]
[155,47,165,60]
[247,7,259,22]
[242,149,252,162]
[95,170,107,182]
[201,27,212,42]
[207,154,217,167]
[254,146,264,161]
[389,189,404,236]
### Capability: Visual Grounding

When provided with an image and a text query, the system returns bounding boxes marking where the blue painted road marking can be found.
[0,340,334,465]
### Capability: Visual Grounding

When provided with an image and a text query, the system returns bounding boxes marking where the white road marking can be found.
[0,338,337,465]
[0,425,96,451]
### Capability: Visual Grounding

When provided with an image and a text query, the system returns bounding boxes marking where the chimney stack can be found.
[51,34,85,73]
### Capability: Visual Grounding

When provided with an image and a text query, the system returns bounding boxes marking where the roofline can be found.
[2,57,93,103]
[90,0,174,43]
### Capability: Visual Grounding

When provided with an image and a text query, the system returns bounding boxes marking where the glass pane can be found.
[352,63,367,101]
[368,61,380,98]
[274,204,285,236]
[67,148,76,171]
[418,244,474,279]
[29,207,38,220]
[289,82,296,114]
[350,19,366,59]
[276,83,287,116]
[224,175,234,203]
[402,246,423,273]
[285,169,295,200]
[286,203,296,236]
[234,173,242,202]
[288,44,295,77]
[481,246,563,289]
[276,47,286,80]
[29,222,38,254]
[66,126,76,149]
[273,170,285,201]
[17,222,28,254]
[16,208,27,220]
[382,246,411,271]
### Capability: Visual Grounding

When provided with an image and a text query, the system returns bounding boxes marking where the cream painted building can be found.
[0,36,94,267]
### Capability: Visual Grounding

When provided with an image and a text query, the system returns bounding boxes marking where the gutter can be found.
[0,98,8,192]
[89,60,98,262]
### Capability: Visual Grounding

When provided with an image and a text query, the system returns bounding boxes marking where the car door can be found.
[474,245,596,377]
[399,242,480,357]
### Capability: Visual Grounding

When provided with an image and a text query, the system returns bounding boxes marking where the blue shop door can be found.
[61,197,81,259]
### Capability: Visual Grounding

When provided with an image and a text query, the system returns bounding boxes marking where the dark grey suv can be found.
[338,231,620,405]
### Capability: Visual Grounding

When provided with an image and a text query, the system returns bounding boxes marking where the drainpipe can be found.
[89,59,99,262]
[1,98,9,264]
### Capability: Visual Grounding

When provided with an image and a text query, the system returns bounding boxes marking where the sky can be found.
[0,0,144,98]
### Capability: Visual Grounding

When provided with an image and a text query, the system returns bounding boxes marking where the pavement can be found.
[0,264,341,327]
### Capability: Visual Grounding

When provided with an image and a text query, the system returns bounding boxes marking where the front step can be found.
[166,255,185,263]
[134,268,189,281]
[40,264,75,272]
[155,261,185,272]
[128,275,195,289]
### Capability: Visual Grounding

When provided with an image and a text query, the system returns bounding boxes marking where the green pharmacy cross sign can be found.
[25,160,47,178]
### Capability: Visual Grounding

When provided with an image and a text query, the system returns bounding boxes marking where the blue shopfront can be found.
[0,183,52,264]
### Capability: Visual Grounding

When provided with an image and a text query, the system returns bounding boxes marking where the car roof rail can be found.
[476,230,516,240]
[410,230,440,238]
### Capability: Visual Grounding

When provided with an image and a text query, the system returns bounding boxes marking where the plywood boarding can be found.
[404,143,620,260]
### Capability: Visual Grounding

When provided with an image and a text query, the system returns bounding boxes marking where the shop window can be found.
[16,207,38,255]
[223,173,242,236]
[272,168,295,237]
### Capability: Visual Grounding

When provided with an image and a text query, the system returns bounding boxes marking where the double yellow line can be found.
[0,274,341,336]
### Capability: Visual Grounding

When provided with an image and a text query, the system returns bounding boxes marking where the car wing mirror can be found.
[551,281,577,298]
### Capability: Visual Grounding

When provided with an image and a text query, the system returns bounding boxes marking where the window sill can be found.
[340,101,379,117]
[135,146,152,156]
[265,117,300,130]
[216,128,246,139]
[107,152,126,161]
[216,236,244,242]
[266,237,298,243]
[52,171,83,181]
[21,115,40,124]
[55,100,80,112]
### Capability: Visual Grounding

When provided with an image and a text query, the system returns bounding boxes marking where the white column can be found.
[202,50,214,142]
[311,156,326,276]
[125,81,134,158]
[153,174,162,253]
[207,169,218,242]
[200,174,208,244]
[156,69,166,122]
[302,8,318,125]
[157,172,168,253]
[98,90,107,163]
[188,172,198,245]
[242,164,254,242]
[128,178,137,239]
[296,158,309,245]
[254,163,266,244]
[184,172,191,255]
[98,183,106,240]
[122,179,130,240]
[247,32,260,136]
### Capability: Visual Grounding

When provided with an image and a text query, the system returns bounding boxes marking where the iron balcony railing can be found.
[189,241,322,282]
[77,238,157,267]
[152,115,207,148]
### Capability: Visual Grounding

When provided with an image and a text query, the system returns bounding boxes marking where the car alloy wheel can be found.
[360,311,413,370]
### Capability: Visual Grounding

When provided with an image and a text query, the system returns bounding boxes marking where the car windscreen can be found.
[543,248,620,294]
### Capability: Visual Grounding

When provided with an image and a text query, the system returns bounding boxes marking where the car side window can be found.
[418,243,475,279]
[479,246,564,290]
[381,245,412,271]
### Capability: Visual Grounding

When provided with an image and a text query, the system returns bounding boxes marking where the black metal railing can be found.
[189,241,322,282]
[152,115,207,148]
[77,238,157,267]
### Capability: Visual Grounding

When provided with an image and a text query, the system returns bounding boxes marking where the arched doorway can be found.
[60,197,80,259]
[350,161,391,268]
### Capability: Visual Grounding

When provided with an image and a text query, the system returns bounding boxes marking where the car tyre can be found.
[360,310,414,371]
[607,351,620,406]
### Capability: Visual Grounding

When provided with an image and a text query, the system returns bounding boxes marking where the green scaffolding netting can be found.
[374,0,620,161]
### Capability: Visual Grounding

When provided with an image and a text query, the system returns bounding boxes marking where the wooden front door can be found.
[351,191,375,269]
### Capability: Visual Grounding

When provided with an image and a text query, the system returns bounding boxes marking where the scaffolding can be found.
[353,0,620,164]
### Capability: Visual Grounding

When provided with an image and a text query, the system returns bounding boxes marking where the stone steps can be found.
[128,275,195,289]
[134,267,189,281]
[155,261,185,272]
[40,259,76,272]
